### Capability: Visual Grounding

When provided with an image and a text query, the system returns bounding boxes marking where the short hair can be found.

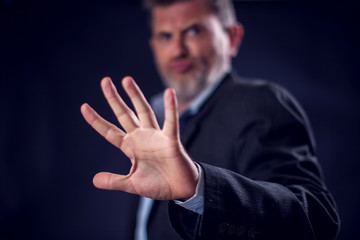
[142,0,237,28]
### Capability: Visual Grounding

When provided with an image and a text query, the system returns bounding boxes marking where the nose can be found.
[171,35,188,59]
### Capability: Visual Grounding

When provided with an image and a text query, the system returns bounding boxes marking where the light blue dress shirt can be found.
[135,76,225,240]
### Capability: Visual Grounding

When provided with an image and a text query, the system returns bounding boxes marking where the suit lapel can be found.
[147,73,236,238]
[180,73,234,148]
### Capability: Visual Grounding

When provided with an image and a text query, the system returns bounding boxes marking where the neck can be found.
[178,100,191,114]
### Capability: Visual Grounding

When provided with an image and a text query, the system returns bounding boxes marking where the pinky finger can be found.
[162,88,180,138]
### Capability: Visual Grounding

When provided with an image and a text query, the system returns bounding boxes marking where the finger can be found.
[122,76,159,129]
[93,172,134,193]
[163,88,179,138]
[80,103,126,149]
[101,77,140,133]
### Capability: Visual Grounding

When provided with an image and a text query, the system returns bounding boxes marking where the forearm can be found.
[169,162,339,240]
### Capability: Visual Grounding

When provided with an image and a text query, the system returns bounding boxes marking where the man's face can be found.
[150,0,233,103]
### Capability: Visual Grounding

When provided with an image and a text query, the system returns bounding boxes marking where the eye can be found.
[186,25,201,36]
[157,32,172,42]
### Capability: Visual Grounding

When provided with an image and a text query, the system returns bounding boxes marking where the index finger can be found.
[80,103,126,149]
[101,77,140,133]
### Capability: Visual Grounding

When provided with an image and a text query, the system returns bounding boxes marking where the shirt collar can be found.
[151,71,229,123]
[185,73,226,116]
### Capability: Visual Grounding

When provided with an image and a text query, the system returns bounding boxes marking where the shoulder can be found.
[221,74,294,108]
[216,73,308,125]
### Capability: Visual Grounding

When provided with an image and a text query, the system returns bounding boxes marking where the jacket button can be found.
[248,227,260,239]
[227,224,236,235]
[218,222,228,233]
[236,226,246,236]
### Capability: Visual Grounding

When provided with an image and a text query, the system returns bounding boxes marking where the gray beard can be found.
[160,54,229,105]
[161,64,208,104]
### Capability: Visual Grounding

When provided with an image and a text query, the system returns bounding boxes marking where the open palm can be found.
[81,77,198,200]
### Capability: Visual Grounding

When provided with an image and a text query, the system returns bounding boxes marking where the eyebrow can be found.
[154,22,204,35]
[183,23,201,31]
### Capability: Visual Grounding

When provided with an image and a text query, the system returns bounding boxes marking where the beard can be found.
[159,53,229,105]
[160,62,208,104]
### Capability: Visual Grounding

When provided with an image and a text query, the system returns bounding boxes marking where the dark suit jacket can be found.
[126,73,340,240]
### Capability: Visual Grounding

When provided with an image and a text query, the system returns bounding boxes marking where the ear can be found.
[227,23,244,57]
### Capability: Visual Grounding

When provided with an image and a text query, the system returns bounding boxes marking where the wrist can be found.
[174,162,204,214]
[178,160,199,201]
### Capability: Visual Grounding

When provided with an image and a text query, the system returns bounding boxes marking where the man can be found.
[81,0,340,239]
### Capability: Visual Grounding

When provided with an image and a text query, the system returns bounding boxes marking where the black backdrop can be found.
[1,0,359,239]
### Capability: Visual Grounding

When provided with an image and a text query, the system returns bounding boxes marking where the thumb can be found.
[93,172,131,192]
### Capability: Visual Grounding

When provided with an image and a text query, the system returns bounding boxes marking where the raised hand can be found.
[80,76,198,200]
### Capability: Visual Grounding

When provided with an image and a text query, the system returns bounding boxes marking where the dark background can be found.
[1,0,359,239]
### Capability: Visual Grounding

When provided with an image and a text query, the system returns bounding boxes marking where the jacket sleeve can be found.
[168,83,340,240]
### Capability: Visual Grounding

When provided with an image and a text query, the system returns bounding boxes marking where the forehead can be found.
[151,0,215,32]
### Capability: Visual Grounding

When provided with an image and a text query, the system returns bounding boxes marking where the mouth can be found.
[169,60,193,73]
